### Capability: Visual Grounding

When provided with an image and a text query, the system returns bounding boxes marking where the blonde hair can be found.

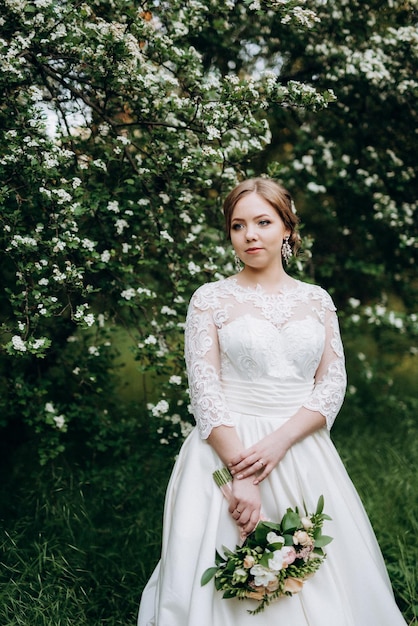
[223,178,300,253]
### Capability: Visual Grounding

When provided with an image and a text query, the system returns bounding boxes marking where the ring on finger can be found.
[258,460,264,467]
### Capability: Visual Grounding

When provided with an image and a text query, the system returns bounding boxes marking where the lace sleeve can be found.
[303,296,347,430]
[184,290,234,439]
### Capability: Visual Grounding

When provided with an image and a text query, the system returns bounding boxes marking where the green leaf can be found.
[259,553,273,568]
[215,550,225,565]
[221,546,236,559]
[281,510,301,532]
[201,567,218,586]
[283,533,294,546]
[315,495,324,515]
[314,535,333,548]
[257,520,281,533]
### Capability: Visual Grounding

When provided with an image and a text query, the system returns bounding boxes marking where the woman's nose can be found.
[245,227,258,241]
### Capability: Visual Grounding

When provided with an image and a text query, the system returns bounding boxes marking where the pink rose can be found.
[282,546,297,565]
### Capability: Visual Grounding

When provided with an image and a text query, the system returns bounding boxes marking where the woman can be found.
[138,178,407,625]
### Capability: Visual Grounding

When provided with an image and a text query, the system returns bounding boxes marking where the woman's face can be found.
[230,192,290,270]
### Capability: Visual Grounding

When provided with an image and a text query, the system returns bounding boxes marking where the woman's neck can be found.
[236,266,295,293]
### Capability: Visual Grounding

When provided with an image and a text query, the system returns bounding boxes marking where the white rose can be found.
[301,516,314,530]
[268,550,285,572]
[293,530,313,547]
[267,532,284,546]
[250,564,277,587]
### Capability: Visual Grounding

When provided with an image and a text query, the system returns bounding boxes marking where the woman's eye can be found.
[231,223,243,230]
[259,220,271,226]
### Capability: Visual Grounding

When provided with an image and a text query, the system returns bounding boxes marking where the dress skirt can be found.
[138,405,406,625]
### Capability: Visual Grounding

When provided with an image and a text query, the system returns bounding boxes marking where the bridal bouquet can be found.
[201,468,332,614]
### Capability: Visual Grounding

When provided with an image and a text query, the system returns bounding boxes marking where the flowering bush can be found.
[202,495,332,614]
[0,0,416,466]
[0,0,337,463]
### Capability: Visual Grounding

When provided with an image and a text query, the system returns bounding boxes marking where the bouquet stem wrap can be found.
[213,467,233,501]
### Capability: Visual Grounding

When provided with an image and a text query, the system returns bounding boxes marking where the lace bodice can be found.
[184,278,347,439]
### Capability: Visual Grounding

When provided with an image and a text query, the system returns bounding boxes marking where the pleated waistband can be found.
[222,378,313,419]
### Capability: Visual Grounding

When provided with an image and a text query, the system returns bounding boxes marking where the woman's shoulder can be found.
[191,277,231,296]
[297,280,337,311]
[188,277,233,309]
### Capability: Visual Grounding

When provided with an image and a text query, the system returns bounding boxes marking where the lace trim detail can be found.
[303,359,347,430]
[330,314,344,358]
[188,362,235,438]
[184,305,234,439]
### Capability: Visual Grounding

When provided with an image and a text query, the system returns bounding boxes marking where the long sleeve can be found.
[302,296,347,430]
[184,289,234,439]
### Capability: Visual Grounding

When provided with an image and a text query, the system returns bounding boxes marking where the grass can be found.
[0,408,417,625]
[0,431,174,626]
[333,415,418,624]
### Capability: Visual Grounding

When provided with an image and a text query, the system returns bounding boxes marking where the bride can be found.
[138,178,407,625]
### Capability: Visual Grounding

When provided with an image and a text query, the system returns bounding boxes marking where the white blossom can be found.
[10,235,38,248]
[307,182,326,193]
[161,306,177,316]
[160,230,174,243]
[121,288,136,300]
[81,238,96,251]
[188,261,201,275]
[53,414,66,429]
[107,201,120,213]
[12,335,27,352]
[115,219,129,234]
[151,400,169,417]
[83,314,95,327]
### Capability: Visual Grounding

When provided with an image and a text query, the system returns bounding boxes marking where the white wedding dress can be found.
[138,278,407,626]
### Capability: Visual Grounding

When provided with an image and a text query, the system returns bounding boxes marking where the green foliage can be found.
[0,0,336,463]
[260,0,418,306]
[0,394,176,625]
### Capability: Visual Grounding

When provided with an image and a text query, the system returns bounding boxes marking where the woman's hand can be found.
[228,476,261,537]
[228,429,290,485]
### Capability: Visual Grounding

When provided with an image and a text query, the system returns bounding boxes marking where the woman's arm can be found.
[208,425,261,535]
[184,287,261,534]
[228,406,325,484]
